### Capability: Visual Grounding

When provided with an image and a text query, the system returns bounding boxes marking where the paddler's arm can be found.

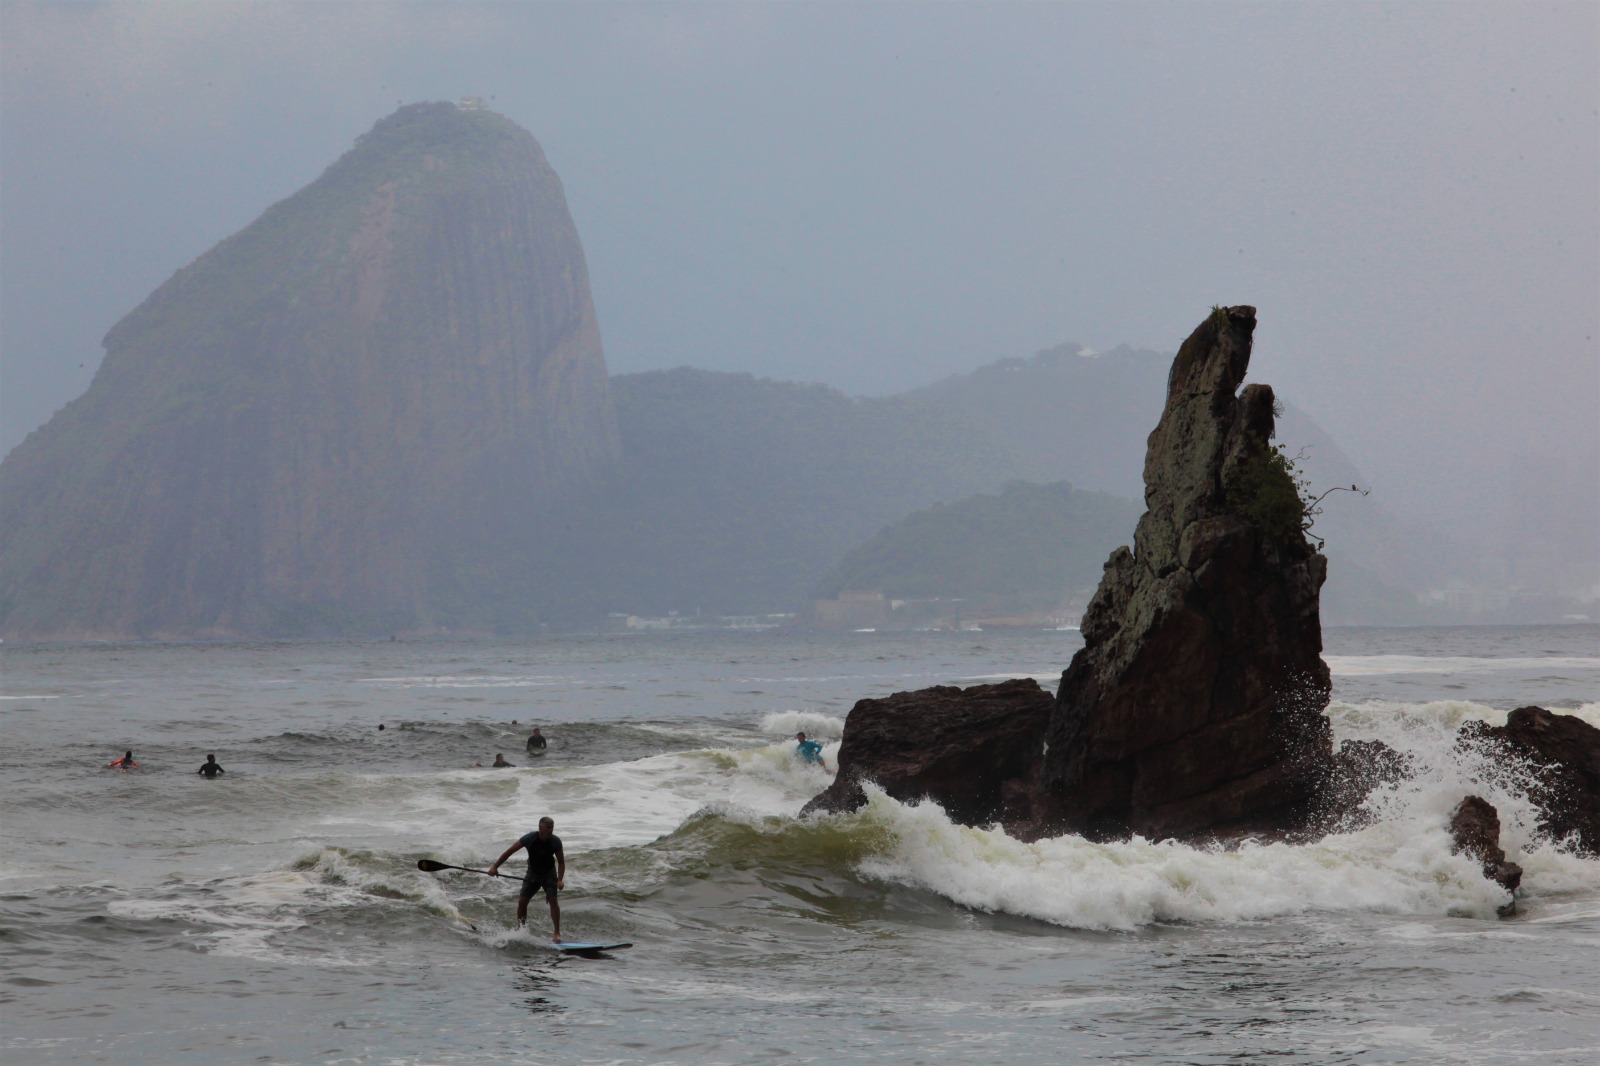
[486,840,525,877]
[555,843,566,890]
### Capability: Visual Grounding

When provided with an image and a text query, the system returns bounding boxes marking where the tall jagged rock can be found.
[0,103,619,638]
[1034,306,1333,839]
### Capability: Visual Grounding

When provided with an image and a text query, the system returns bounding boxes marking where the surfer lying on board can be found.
[492,753,514,768]
[795,732,825,766]
[108,750,139,770]
[487,816,566,941]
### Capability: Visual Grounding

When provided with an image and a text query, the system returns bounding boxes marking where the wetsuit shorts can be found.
[520,873,558,901]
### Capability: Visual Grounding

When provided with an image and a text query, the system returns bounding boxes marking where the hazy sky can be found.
[2,1,1596,570]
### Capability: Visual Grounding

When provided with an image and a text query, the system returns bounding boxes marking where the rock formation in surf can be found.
[1447,795,1523,910]
[1029,305,1333,840]
[1460,706,1600,856]
[800,679,1054,824]
[0,102,620,639]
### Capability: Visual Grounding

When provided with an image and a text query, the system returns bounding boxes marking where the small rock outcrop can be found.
[1032,306,1333,840]
[800,679,1054,825]
[1462,706,1600,856]
[1448,795,1523,912]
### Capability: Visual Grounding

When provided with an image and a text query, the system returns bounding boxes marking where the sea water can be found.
[1,626,1596,1064]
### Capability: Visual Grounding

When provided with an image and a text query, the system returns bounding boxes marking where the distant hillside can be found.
[0,103,619,639]
[559,368,1026,616]
[813,481,1142,620]
[902,342,1170,496]
[901,343,1450,623]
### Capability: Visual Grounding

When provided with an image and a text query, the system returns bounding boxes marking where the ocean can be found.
[2,626,1597,1064]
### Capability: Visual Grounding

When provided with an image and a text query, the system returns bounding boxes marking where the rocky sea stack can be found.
[0,103,619,639]
[808,306,1335,840]
[1031,305,1333,840]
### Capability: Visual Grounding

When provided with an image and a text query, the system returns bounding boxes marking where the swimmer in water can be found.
[492,753,515,768]
[108,750,139,770]
[795,732,824,766]
[197,754,225,779]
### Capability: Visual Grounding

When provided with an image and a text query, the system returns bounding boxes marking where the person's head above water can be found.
[124,750,133,760]
[532,727,542,735]
[206,753,215,761]
[538,816,554,838]
[795,732,806,742]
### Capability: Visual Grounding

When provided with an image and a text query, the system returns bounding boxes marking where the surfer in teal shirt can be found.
[795,732,825,767]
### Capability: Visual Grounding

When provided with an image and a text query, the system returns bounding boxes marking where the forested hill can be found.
[813,481,1142,617]
[902,343,1170,496]
[578,368,1028,616]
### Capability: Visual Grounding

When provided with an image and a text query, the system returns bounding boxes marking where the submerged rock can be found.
[1032,306,1333,840]
[799,679,1053,825]
[1447,795,1522,914]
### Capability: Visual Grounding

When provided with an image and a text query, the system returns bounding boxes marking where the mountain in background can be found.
[899,343,1457,624]
[0,103,1512,639]
[812,481,1143,626]
[555,368,1027,618]
[0,103,619,638]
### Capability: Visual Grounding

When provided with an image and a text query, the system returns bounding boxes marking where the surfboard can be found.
[555,940,631,955]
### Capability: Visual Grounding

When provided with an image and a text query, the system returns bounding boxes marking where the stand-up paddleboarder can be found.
[487,816,566,941]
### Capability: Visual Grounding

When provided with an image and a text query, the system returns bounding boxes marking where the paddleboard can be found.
[555,941,631,955]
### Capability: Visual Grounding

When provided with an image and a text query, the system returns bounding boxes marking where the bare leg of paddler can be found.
[549,896,561,942]
[516,891,531,927]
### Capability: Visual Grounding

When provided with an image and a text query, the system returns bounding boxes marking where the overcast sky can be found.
[2,1,1595,573]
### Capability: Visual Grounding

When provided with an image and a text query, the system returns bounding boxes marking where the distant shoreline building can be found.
[811,590,888,629]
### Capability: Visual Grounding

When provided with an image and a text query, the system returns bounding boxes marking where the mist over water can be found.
[1,627,1596,1063]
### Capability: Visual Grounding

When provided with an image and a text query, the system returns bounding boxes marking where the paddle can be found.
[416,859,501,932]
[416,859,507,878]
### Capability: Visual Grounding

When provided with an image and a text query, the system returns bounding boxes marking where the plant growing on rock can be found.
[1227,441,1310,544]
[1227,440,1368,547]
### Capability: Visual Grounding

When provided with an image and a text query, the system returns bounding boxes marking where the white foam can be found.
[758,710,846,739]
[356,674,570,688]
[852,788,1526,930]
[1326,655,1600,676]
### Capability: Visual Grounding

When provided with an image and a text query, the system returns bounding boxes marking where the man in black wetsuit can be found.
[197,754,225,779]
[487,816,567,940]
[525,727,547,755]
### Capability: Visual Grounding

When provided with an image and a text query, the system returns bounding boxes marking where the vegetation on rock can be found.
[1225,440,1312,544]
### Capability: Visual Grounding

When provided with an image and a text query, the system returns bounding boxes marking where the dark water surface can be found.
[2,627,1596,1064]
